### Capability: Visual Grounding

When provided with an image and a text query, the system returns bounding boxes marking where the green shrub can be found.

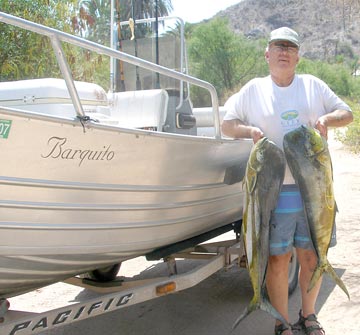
[335,100,360,153]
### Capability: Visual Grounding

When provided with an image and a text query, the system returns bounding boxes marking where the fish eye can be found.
[256,150,264,162]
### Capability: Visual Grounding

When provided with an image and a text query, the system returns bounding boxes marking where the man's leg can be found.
[296,248,324,335]
[266,251,292,326]
[297,248,321,315]
[267,184,300,334]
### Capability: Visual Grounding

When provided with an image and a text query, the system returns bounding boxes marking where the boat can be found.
[0,11,252,300]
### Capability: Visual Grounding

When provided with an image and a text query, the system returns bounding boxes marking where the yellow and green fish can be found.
[233,137,287,329]
[284,125,349,299]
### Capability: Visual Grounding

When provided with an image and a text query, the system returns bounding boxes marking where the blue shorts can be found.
[269,184,337,256]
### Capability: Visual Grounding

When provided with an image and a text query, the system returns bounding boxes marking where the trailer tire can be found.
[87,263,121,282]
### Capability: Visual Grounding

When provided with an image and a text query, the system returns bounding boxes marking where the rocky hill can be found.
[215,0,360,61]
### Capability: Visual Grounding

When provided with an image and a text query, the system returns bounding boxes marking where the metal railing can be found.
[0,11,222,139]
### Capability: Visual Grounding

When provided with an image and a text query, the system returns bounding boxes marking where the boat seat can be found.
[0,78,111,119]
[109,89,169,131]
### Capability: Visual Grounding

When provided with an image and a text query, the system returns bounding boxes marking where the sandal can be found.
[274,323,293,335]
[293,310,325,335]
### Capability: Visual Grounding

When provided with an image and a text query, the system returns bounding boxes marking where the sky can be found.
[170,0,241,23]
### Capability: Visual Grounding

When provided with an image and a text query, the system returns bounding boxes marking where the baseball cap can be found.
[268,27,300,47]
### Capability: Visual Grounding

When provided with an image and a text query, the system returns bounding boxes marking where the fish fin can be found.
[307,266,323,293]
[231,296,289,331]
[308,262,350,300]
[259,298,289,327]
[325,262,350,299]
[232,293,264,330]
[231,305,250,331]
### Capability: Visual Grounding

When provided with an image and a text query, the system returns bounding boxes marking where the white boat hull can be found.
[0,107,252,298]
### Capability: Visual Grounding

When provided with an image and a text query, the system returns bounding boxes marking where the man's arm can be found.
[221,119,264,143]
[316,109,353,139]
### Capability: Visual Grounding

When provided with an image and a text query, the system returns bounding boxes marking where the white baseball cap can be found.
[268,27,300,47]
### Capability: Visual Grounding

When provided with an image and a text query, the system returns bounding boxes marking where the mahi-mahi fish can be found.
[233,137,287,329]
[283,125,349,299]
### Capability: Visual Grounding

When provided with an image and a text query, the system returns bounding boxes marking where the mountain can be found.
[215,0,360,61]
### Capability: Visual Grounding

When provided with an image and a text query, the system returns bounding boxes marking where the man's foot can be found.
[293,310,325,335]
[274,323,293,335]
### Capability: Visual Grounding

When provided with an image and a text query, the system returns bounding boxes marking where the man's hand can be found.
[315,110,353,139]
[315,117,328,139]
[250,127,264,143]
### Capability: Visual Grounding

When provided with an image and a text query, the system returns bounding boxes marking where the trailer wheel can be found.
[87,263,121,282]
[288,248,299,295]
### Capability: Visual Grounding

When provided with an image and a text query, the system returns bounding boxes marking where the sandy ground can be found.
[6,131,360,335]
[313,133,360,335]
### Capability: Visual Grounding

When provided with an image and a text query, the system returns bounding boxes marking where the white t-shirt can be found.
[223,74,351,184]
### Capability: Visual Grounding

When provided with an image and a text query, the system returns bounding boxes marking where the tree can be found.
[73,0,173,43]
[188,18,268,106]
[71,0,174,90]
[0,0,77,81]
[0,0,173,88]
[72,0,111,43]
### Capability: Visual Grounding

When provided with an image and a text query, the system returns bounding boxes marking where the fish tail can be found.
[307,266,324,293]
[325,262,350,299]
[260,298,289,327]
[231,302,254,330]
[231,296,289,331]
[308,262,350,300]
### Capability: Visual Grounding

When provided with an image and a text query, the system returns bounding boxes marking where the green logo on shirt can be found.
[281,110,299,121]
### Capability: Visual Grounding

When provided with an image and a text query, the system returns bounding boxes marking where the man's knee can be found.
[297,248,318,271]
[268,252,292,269]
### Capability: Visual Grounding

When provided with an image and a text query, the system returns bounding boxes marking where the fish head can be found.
[245,137,268,193]
[245,137,285,193]
[250,137,285,170]
[284,125,326,158]
[305,126,326,156]
[248,137,268,171]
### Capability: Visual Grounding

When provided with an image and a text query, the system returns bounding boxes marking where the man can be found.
[222,27,353,335]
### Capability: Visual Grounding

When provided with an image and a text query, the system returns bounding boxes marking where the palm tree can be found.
[71,0,174,91]
[73,0,173,43]
[129,0,172,20]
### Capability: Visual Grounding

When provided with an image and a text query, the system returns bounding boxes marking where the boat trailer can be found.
[0,236,246,335]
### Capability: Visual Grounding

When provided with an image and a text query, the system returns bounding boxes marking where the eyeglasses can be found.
[270,45,298,55]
